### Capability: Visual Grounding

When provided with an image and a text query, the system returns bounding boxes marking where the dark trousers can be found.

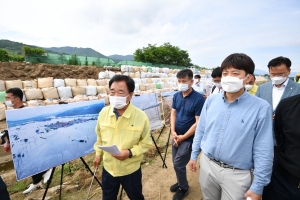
[172,139,192,191]
[32,171,47,184]
[262,161,300,200]
[102,167,144,200]
[0,176,10,200]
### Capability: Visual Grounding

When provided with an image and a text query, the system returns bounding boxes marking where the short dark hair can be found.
[221,53,255,75]
[177,69,193,80]
[194,75,201,79]
[211,67,222,78]
[6,87,23,100]
[109,75,135,93]
[267,56,291,69]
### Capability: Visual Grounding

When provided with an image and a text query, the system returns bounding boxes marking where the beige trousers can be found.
[199,153,252,200]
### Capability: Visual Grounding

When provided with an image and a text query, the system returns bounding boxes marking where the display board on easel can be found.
[6,100,105,180]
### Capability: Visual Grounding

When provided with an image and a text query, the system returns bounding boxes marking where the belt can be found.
[209,158,242,170]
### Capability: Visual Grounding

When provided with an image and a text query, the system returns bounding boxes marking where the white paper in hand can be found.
[97,144,120,154]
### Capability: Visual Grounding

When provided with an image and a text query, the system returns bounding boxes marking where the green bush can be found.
[0,48,9,62]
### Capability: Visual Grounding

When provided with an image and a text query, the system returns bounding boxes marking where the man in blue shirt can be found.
[170,69,205,200]
[189,53,273,200]
[192,75,205,95]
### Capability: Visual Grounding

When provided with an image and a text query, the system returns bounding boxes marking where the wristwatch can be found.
[128,149,132,158]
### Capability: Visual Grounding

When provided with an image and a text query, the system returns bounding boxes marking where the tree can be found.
[134,43,193,66]
[68,54,81,65]
[0,48,9,62]
[22,46,46,56]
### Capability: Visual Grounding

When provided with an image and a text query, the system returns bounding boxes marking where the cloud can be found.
[0,0,299,71]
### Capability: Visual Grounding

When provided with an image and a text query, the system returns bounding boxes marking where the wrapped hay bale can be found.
[27,100,45,107]
[87,79,97,86]
[77,79,87,86]
[53,79,65,87]
[134,72,140,78]
[71,87,86,96]
[41,87,59,99]
[134,66,140,72]
[105,79,110,85]
[129,73,135,78]
[88,96,98,101]
[96,86,108,95]
[0,103,6,121]
[5,80,23,90]
[146,78,152,84]
[86,86,97,96]
[22,80,38,89]
[145,84,152,90]
[96,80,106,86]
[24,88,43,100]
[0,80,6,92]
[57,87,73,99]
[65,78,77,87]
[141,66,148,72]
[38,77,53,88]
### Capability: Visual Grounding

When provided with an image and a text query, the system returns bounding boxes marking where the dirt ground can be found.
[1,124,203,200]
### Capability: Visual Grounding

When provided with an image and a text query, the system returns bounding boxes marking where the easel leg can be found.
[162,127,171,168]
[80,157,102,187]
[42,167,56,200]
[59,164,65,200]
[151,134,167,168]
[155,124,165,142]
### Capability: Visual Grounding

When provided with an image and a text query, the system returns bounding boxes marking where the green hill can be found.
[0,39,40,55]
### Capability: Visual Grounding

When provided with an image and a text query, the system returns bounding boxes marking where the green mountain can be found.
[43,46,108,58]
[0,39,40,55]
[108,54,134,62]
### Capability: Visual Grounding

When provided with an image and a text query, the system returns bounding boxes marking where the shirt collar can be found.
[109,102,133,118]
[181,88,195,98]
[222,89,249,104]
[273,78,289,88]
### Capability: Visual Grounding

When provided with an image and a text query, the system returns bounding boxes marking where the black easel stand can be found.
[162,127,171,168]
[42,157,102,200]
[155,124,165,142]
[151,133,167,168]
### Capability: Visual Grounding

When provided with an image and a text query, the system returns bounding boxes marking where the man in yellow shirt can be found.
[93,75,153,200]
[245,74,258,95]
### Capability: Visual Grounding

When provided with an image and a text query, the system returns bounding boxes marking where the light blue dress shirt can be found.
[191,90,273,195]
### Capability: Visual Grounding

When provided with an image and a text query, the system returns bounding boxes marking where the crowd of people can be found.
[1,54,300,200]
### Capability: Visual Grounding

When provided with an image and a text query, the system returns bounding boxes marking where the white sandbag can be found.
[0,103,6,121]
[87,79,97,86]
[108,71,115,79]
[65,78,77,87]
[162,68,169,73]
[41,87,59,99]
[44,99,59,106]
[77,79,87,86]
[140,79,146,84]
[133,78,142,84]
[53,79,65,87]
[96,80,106,86]
[128,66,134,72]
[5,80,23,90]
[71,87,86,96]
[98,72,106,79]
[0,80,6,92]
[38,77,53,88]
[140,72,146,79]
[24,88,43,100]
[123,72,129,76]
[121,65,128,72]
[146,78,152,84]
[21,89,26,102]
[86,86,97,96]
[135,84,139,92]
[73,95,89,102]
[96,86,108,95]
[57,87,73,99]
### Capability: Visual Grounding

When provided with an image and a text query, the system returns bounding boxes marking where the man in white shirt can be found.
[192,75,205,95]
[210,67,223,95]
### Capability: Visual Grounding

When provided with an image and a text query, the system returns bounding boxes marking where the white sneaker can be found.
[43,169,53,184]
[23,182,43,194]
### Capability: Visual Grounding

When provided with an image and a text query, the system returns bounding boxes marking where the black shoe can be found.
[172,187,189,200]
[170,183,179,192]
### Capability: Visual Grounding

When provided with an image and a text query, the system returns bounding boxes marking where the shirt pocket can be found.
[99,123,115,146]
[122,126,143,149]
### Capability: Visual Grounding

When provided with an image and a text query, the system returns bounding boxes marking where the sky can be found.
[0,0,300,72]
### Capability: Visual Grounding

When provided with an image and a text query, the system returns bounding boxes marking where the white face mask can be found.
[221,76,247,93]
[178,83,189,92]
[245,84,254,91]
[5,100,14,107]
[271,76,287,85]
[109,95,129,109]
[214,82,222,88]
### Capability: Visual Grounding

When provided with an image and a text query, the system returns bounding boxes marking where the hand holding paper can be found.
[97,144,120,154]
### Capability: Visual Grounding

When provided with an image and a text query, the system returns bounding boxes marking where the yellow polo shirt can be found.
[248,84,258,95]
[94,103,153,177]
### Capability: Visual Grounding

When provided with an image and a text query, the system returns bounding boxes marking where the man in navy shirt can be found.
[170,69,205,200]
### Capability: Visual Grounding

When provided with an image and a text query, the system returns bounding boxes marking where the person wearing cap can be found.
[245,74,258,95]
